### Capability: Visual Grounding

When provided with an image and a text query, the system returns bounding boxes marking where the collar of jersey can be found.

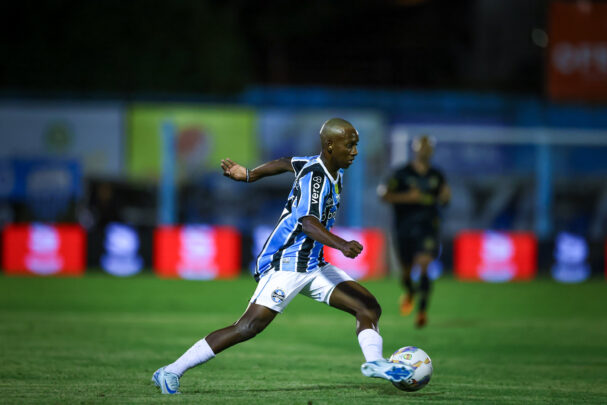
[315,156,339,184]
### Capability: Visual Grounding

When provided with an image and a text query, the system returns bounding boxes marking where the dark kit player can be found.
[378,135,450,328]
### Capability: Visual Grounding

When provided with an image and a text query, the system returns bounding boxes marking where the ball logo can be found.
[271,288,285,303]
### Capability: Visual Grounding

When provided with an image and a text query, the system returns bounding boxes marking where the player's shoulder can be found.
[393,163,414,177]
[298,156,329,179]
[292,155,318,175]
[429,165,446,177]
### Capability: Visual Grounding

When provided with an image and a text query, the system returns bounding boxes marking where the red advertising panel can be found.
[324,227,386,279]
[454,231,537,282]
[2,223,86,276]
[547,2,607,101]
[154,225,241,279]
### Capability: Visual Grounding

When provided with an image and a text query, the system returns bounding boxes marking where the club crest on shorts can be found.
[271,288,285,303]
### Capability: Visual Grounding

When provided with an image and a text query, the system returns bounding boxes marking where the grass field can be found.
[1,274,606,404]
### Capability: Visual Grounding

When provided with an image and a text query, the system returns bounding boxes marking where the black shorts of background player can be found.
[378,135,450,328]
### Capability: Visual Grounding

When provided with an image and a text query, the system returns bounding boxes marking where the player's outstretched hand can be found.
[340,240,363,259]
[221,158,247,182]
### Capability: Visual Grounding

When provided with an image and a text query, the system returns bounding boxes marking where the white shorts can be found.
[250,264,354,313]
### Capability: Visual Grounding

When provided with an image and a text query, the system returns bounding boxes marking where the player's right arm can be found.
[300,216,363,259]
[379,186,429,204]
[377,176,432,205]
[221,157,293,182]
[293,170,363,259]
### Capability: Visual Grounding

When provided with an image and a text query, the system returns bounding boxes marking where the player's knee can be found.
[234,319,266,341]
[416,255,433,269]
[359,297,382,322]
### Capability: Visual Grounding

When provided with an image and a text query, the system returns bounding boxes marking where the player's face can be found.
[333,128,359,169]
[416,139,434,161]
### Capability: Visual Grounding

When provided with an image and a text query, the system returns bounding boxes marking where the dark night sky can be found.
[0,0,548,96]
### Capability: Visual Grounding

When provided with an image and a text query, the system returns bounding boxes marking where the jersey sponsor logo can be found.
[311,176,322,204]
[271,288,286,303]
[321,210,337,222]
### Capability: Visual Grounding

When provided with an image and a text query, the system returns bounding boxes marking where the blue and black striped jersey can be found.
[255,155,343,281]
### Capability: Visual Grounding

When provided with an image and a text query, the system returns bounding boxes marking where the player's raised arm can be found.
[301,216,363,259]
[221,157,294,183]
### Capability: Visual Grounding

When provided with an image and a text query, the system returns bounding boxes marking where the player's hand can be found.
[340,240,363,259]
[221,158,247,182]
[419,193,435,205]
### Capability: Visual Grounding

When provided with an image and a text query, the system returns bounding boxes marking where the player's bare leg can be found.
[330,281,414,382]
[414,253,433,328]
[329,281,385,360]
[155,303,277,394]
[399,264,414,316]
[329,280,381,333]
[205,302,277,353]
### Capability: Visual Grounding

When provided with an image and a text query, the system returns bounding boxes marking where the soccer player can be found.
[378,135,450,328]
[152,118,413,394]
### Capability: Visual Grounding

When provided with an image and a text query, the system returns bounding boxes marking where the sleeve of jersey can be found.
[291,156,309,176]
[294,172,329,223]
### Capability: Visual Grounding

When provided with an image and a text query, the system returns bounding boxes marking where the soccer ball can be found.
[388,346,433,391]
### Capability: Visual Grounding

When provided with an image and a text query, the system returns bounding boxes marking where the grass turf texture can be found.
[0,275,606,404]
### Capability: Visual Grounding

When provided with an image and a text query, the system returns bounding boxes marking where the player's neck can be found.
[320,153,339,178]
[412,159,430,174]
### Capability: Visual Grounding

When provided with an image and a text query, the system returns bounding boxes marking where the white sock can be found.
[357,329,384,362]
[165,338,216,377]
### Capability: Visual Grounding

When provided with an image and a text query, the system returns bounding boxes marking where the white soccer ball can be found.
[388,346,433,391]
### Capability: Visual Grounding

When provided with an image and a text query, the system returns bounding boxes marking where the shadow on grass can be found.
[191,383,444,398]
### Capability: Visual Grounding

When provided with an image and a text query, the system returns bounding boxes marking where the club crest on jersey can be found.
[271,288,286,303]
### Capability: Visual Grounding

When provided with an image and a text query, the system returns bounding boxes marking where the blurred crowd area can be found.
[1,91,606,274]
[1,0,607,276]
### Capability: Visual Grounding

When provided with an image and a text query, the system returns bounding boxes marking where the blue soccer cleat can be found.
[361,359,414,383]
[152,367,181,395]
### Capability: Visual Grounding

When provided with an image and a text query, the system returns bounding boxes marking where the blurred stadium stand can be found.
[1,0,606,279]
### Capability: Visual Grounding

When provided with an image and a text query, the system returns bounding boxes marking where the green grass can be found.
[0,274,606,404]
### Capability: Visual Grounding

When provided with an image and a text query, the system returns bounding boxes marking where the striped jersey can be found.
[255,155,343,281]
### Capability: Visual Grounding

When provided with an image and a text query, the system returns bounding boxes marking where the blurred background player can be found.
[378,135,450,328]
[152,118,413,394]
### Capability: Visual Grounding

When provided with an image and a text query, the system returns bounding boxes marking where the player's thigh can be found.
[394,232,416,267]
[250,270,311,313]
[236,302,278,332]
[299,264,353,305]
[326,279,380,316]
[416,233,439,260]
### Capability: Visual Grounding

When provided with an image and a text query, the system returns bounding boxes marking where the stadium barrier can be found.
[454,231,537,282]
[153,225,241,280]
[4,223,606,282]
[324,227,387,279]
[2,223,86,276]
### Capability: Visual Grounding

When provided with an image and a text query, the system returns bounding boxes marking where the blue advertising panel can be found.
[0,103,124,176]
[100,223,144,277]
[551,232,591,283]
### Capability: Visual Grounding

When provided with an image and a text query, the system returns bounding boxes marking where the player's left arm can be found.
[437,171,451,206]
[438,183,451,206]
[221,157,293,183]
